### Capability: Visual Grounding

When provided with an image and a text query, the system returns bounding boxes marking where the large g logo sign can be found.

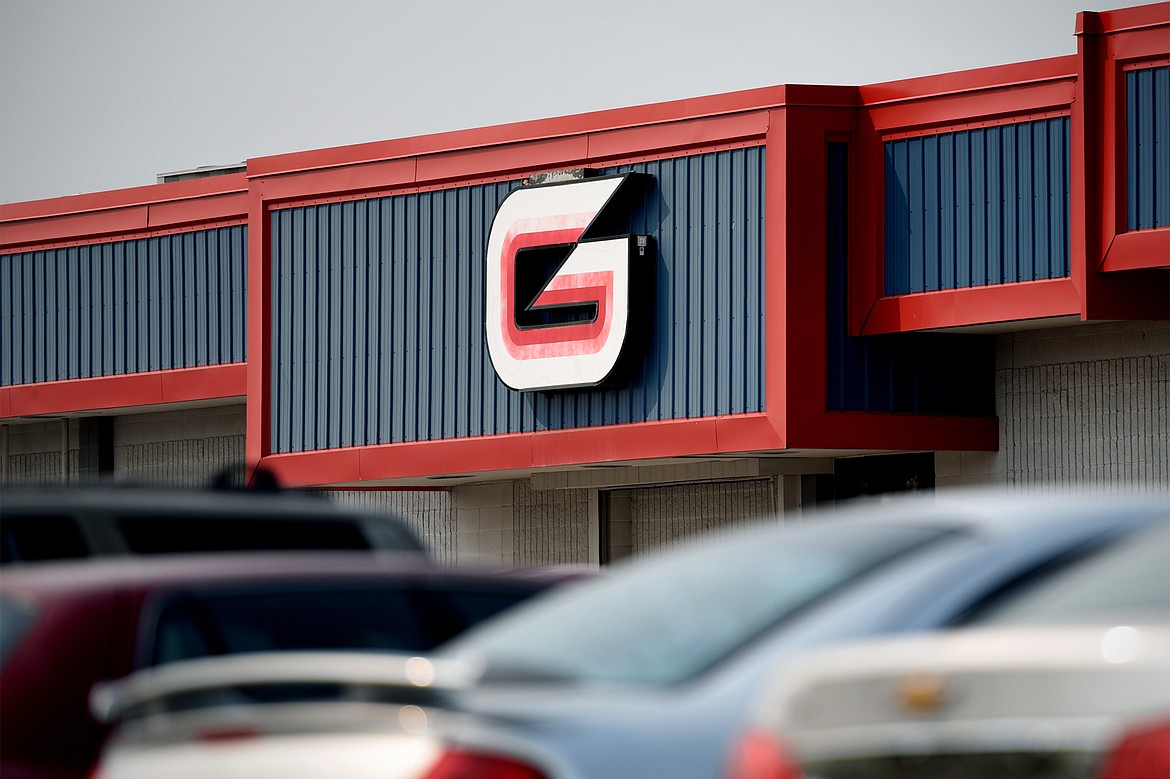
[485,174,649,391]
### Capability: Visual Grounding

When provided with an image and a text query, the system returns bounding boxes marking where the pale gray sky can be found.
[0,0,1139,204]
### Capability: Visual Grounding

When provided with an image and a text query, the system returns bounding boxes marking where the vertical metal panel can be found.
[0,225,247,386]
[1128,65,1170,231]
[270,147,767,453]
[885,117,1070,295]
[828,142,994,415]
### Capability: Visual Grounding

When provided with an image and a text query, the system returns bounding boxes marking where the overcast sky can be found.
[0,0,1141,204]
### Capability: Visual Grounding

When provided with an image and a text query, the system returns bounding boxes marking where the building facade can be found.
[2,5,1167,564]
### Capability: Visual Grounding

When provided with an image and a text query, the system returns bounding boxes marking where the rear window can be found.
[0,514,90,563]
[446,522,956,687]
[117,516,371,554]
[0,596,38,667]
[973,520,1170,626]
[143,582,547,668]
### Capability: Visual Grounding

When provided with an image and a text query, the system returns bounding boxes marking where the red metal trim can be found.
[792,412,999,452]
[1077,4,1170,320]
[861,279,1082,335]
[1102,229,1170,271]
[247,85,856,180]
[0,364,246,418]
[258,413,784,488]
[0,175,248,251]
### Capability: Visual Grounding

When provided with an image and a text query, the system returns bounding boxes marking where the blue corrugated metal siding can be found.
[270,147,767,453]
[884,117,1070,295]
[828,143,994,414]
[1127,65,1170,231]
[1,226,247,386]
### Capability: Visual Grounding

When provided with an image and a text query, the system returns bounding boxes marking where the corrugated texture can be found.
[325,490,457,562]
[270,147,766,453]
[827,143,995,414]
[884,117,1070,295]
[512,481,592,565]
[1127,65,1170,231]
[627,478,776,556]
[1,225,247,386]
[999,353,1168,487]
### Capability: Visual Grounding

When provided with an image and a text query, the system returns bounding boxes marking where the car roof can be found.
[0,552,578,598]
[1,482,378,519]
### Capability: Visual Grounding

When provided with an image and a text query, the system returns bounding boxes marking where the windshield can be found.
[446,521,955,687]
[973,519,1170,626]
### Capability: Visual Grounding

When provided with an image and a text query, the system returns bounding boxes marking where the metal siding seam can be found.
[287,212,301,452]
[305,207,322,451]
[703,152,719,418]
[455,187,470,439]
[909,138,925,293]
[1157,67,1170,227]
[419,192,434,440]
[688,154,704,418]
[971,128,988,287]
[376,199,392,445]
[749,146,764,412]
[207,228,220,366]
[937,133,954,291]
[1128,71,1140,231]
[1018,122,1034,283]
[730,150,746,413]
[656,158,675,421]
[1139,69,1155,229]
[15,254,27,383]
[672,156,688,420]
[80,246,94,377]
[443,189,458,440]
[392,197,408,444]
[468,187,485,437]
[405,196,420,443]
[115,242,128,374]
[1033,122,1050,281]
[1053,118,1070,278]
[2,256,11,385]
[956,132,972,289]
[1002,126,1019,284]
[340,201,356,449]
[357,200,374,446]
[922,135,940,292]
[986,127,1003,285]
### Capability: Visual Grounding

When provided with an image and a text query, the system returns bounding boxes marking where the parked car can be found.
[0,552,589,779]
[732,518,1170,779]
[87,490,1168,779]
[0,482,426,564]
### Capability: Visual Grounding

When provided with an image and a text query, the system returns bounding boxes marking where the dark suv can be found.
[0,483,426,563]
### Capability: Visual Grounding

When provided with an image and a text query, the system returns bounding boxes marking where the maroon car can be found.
[0,553,588,779]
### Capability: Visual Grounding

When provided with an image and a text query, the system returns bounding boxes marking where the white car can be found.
[730,520,1170,779]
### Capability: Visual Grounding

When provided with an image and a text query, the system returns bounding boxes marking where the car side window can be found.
[0,514,90,563]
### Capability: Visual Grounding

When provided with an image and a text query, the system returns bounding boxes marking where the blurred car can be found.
[0,483,426,564]
[0,552,590,779]
[87,490,1169,779]
[732,518,1170,779]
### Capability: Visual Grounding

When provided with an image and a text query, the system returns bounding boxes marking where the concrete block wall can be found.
[326,489,457,562]
[114,405,246,486]
[1,419,76,484]
[937,321,1169,490]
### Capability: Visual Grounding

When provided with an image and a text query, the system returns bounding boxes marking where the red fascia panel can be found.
[1077,3,1169,35]
[585,111,771,162]
[861,278,1081,334]
[1102,229,1170,271]
[257,414,783,487]
[247,84,857,181]
[0,364,246,418]
[415,136,592,189]
[792,411,999,452]
[863,65,1077,135]
[861,56,1078,109]
[0,175,248,251]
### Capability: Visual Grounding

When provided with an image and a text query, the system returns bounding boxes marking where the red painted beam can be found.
[0,364,246,418]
